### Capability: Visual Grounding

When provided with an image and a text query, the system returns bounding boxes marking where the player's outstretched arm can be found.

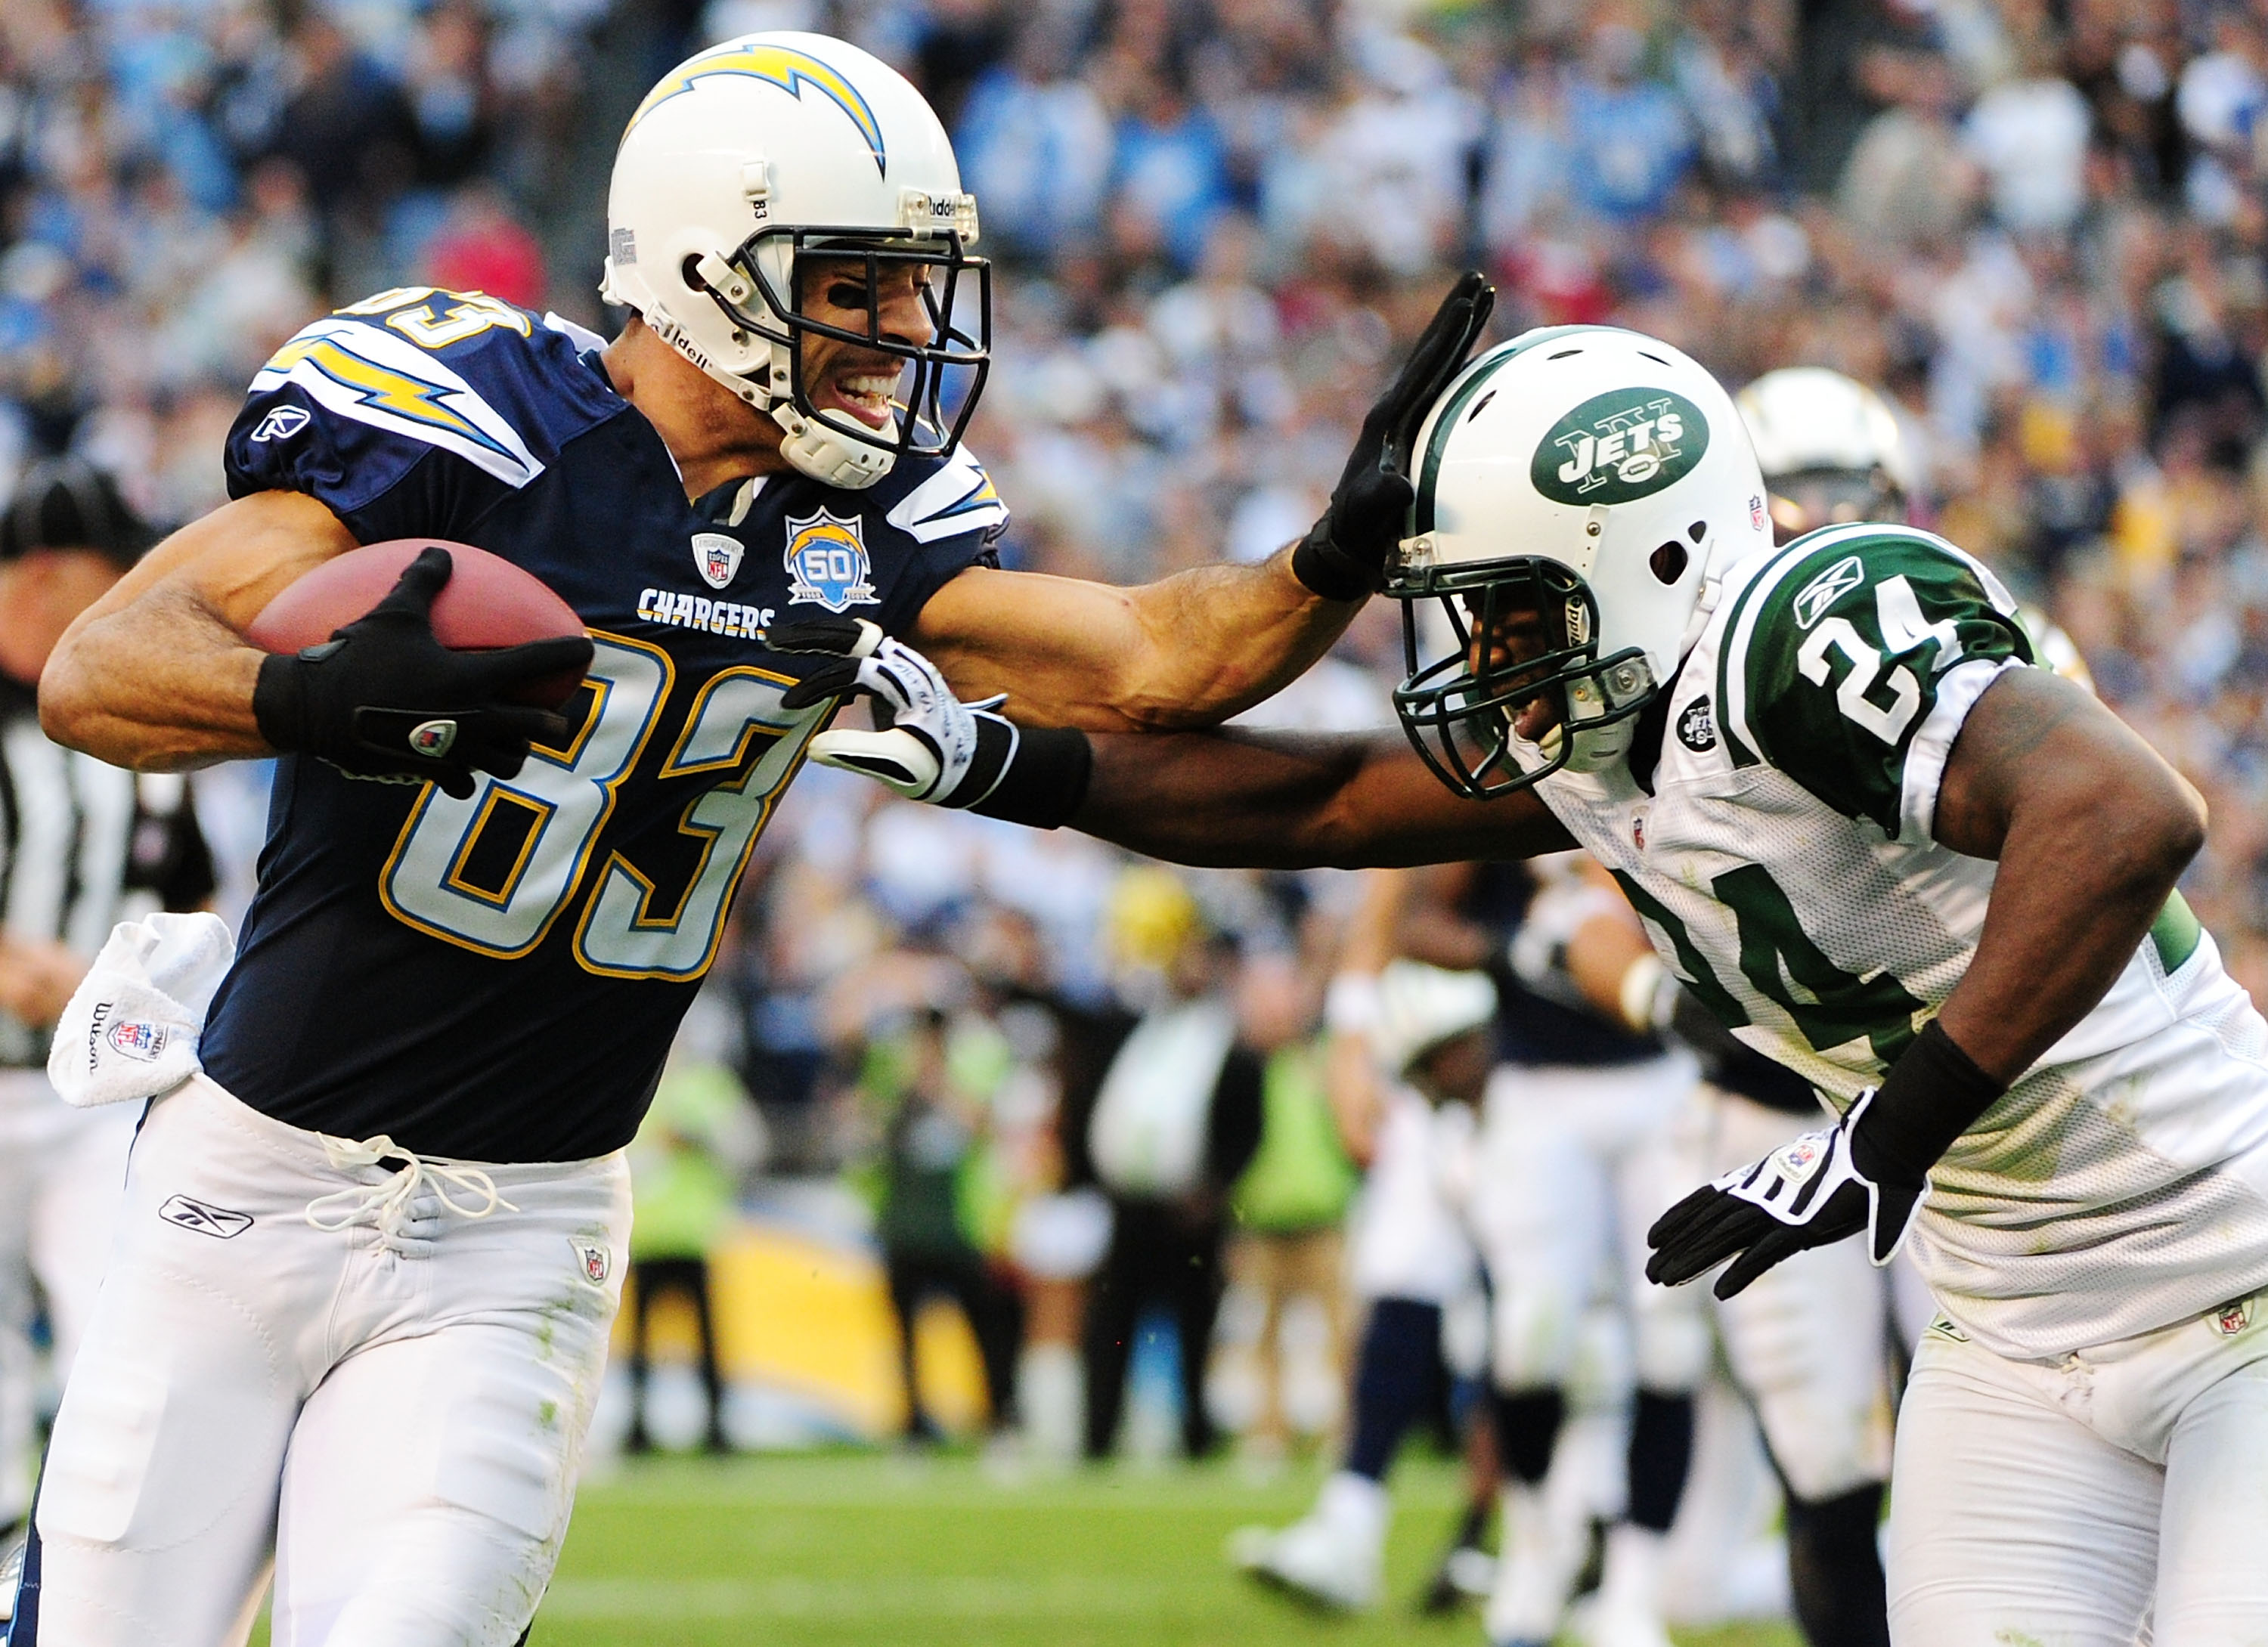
[42,490,356,769]
[779,614,1570,867]
[907,274,1495,732]
[1073,726,1573,868]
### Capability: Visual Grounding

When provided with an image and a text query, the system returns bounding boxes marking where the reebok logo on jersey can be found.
[1678,696,1717,752]
[693,531,745,590]
[1530,389,1709,507]
[1792,556,1865,630]
[160,1194,254,1239]
[249,404,311,443]
[784,509,878,612]
[572,1239,611,1284]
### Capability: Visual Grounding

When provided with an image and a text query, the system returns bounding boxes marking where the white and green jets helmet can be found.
[1388,325,1772,797]
[601,32,989,488]
[1734,367,1913,538]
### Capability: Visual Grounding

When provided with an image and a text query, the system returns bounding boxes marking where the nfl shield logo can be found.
[408,719,457,759]
[2216,1297,2253,1336]
[783,508,878,612]
[692,531,743,590]
[572,1239,610,1285]
[107,1020,169,1061]
[1778,1138,1822,1178]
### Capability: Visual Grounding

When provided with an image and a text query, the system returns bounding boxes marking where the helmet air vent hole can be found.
[1637,351,1669,365]
[1687,520,1707,542]
[1548,348,1582,361]
[1650,541,1689,584]
[1467,390,1498,423]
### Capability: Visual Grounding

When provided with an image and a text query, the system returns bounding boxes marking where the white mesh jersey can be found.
[1535,522,2268,1358]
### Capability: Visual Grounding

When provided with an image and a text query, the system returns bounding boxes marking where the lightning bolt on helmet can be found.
[1388,326,1772,798]
[1734,367,1913,540]
[602,32,990,488]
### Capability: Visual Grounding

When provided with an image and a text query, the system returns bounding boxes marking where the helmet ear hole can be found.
[1650,541,1689,584]
[681,255,709,293]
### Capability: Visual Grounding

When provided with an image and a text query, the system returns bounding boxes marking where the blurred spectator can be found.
[1224,951,1354,1465]
[871,1002,1024,1442]
[624,998,765,1454]
[1081,868,1263,1460]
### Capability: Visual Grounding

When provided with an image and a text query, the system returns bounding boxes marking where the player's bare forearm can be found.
[1069,728,1576,868]
[909,551,1356,732]
[42,491,355,769]
[1931,667,2207,1083]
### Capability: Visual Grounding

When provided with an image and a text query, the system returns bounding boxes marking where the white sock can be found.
[1019,1342,1083,1462]
[1597,1521,1667,1614]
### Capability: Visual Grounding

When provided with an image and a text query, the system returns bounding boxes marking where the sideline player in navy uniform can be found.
[17,33,1492,1647]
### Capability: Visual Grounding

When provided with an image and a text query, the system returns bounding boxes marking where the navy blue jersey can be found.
[199,289,1005,1161]
[1461,862,1664,1069]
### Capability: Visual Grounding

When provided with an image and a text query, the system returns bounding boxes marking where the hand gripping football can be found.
[247,540,587,708]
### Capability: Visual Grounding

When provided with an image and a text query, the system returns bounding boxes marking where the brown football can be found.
[246,539,588,709]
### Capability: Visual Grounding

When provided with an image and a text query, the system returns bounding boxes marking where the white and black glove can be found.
[770,617,1091,826]
[1646,1019,2004,1299]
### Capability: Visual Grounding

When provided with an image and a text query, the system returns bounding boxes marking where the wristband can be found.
[1848,1019,2006,1186]
[1617,954,1668,1036]
[967,723,1092,830]
[1290,530,1371,603]
[252,652,310,753]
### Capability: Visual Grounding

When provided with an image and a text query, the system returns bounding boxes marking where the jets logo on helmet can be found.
[1387,326,1772,799]
[624,41,888,175]
[1534,389,1708,506]
[601,32,991,491]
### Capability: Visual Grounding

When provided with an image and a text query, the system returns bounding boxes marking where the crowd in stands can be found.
[12,0,2268,1443]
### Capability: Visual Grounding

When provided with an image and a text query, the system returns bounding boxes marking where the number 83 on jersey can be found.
[381,632,824,979]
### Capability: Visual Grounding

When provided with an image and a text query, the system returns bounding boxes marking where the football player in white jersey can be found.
[804,327,2268,1643]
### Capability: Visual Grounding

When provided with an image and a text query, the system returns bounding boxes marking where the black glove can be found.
[1646,1020,2004,1299]
[251,546,593,800]
[1291,269,1495,602]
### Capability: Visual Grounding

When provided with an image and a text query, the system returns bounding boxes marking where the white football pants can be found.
[1888,1289,2268,1645]
[1467,1053,1710,1393]
[1701,1086,1896,1500]
[21,1075,628,1647]
[0,1070,136,1528]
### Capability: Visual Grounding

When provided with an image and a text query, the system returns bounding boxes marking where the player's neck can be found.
[603,319,788,499]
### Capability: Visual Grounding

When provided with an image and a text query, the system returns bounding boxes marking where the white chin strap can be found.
[655,302,898,490]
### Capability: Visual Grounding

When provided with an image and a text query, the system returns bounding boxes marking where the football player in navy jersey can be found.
[15,31,1492,1647]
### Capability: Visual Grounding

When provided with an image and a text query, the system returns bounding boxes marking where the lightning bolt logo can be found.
[624,43,886,175]
[260,335,516,461]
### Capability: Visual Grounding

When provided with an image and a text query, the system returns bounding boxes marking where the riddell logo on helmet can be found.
[1531,389,1709,508]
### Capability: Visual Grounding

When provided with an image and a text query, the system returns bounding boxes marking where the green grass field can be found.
[500,1452,1801,1647]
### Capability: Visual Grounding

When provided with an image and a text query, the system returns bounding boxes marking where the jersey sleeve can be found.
[1724,529,2033,842]
[225,290,621,545]
[868,443,1009,636]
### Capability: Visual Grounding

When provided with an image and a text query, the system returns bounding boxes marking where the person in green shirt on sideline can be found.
[624,1025,764,1454]
[1228,952,1359,1464]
